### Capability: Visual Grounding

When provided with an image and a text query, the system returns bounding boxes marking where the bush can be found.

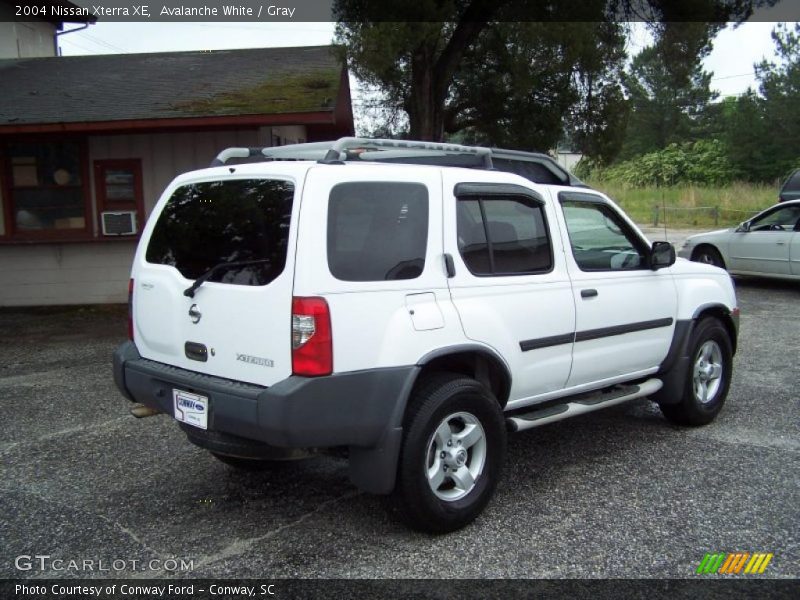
[586,140,737,187]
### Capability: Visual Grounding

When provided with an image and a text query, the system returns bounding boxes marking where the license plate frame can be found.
[172,389,208,430]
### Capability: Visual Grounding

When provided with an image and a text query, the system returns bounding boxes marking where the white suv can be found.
[113,138,739,532]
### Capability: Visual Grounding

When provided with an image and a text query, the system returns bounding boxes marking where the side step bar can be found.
[507,378,663,433]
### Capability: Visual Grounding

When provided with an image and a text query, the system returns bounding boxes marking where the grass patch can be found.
[586,180,778,229]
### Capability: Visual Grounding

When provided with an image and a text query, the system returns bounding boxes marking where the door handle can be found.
[443,253,456,278]
[581,289,598,298]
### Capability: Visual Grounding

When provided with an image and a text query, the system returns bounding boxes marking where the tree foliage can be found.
[334,1,499,141]
[335,0,776,174]
[754,23,800,179]
[582,139,736,186]
[695,23,800,182]
[334,0,632,157]
[450,21,627,162]
[619,23,719,159]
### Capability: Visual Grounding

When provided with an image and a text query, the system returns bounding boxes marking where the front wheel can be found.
[393,374,506,533]
[659,317,733,426]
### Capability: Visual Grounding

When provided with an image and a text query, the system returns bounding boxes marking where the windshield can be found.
[145,179,294,286]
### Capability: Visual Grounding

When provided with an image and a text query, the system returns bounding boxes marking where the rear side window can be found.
[456,196,552,275]
[327,182,428,281]
[145,179,293,285]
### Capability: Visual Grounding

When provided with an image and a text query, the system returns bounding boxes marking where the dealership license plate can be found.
[173,389,208,430]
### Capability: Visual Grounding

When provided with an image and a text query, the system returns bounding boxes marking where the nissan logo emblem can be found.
[188,304,202,324]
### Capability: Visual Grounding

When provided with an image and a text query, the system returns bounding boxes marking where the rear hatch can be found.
[132,174,297,386]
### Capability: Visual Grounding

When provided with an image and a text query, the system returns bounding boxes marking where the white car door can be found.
[442,173,575,404]
[728,204,800,275]
[555,191,678,388]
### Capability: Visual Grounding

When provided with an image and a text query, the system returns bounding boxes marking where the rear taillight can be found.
[291,296,332,376]
[127,278,134,341]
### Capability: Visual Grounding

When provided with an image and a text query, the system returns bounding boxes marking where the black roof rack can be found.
[210,137,586,187]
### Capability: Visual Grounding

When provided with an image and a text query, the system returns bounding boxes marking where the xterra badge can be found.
[236,353,274,367]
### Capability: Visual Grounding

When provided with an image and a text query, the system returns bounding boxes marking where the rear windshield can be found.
[146,179,293,285]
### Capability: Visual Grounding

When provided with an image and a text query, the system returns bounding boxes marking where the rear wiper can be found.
[183,259,272,298]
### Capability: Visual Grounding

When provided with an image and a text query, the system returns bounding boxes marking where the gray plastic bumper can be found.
[113,342,418,493]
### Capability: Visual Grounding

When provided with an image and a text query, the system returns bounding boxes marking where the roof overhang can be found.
[0,111,339,135]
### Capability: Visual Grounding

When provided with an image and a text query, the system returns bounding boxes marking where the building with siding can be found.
[0,16,354,306]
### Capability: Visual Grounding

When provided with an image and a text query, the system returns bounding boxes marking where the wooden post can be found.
[653,205,659,227]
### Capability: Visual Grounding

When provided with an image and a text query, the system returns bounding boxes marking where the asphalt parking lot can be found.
[1,276,798,585]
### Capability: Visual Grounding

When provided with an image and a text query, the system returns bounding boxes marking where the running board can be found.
[506,378,663,433]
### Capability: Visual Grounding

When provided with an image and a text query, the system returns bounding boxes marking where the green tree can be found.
[720,91,773,181]
[708,23,800,182]
[619,23,720,159]
[334,0,500,141]
[335,0,770,155]
[756,22,800,178]
[448,20,628,161]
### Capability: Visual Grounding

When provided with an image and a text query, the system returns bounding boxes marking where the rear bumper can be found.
[113,341,418,493]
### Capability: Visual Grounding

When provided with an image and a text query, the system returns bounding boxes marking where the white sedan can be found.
[678,199,800,280]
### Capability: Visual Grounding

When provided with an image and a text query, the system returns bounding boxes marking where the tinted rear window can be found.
[327,182,428,281]
[146,179,293,285]
[457,196,552,275]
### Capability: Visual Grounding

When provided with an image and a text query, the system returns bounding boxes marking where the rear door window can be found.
[145,179,293,285]
[456,195,552,276]
[327,182,429,281]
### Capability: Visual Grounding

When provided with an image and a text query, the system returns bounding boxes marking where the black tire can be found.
[392,373,506,533]
[659,317,733,426]
[692,245,725,269]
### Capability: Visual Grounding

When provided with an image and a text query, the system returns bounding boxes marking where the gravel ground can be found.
[1,275,797,591]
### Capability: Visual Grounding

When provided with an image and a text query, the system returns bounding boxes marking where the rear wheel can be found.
[393,373,506,533]
[659,317,732,426]
[692,245,725,269]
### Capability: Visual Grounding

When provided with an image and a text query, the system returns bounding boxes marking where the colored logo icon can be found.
[696,552,773,575]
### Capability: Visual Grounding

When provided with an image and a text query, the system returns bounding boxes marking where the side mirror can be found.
[736,221,751,233]
[650,241,676,270]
